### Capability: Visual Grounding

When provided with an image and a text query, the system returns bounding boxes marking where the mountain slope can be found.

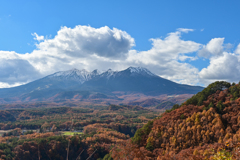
[80,67,203,95]
[0,69,100,99]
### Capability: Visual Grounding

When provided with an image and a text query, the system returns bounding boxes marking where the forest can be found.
[112,81,240,159]
[2,81,240,159]
[0,104,160,159]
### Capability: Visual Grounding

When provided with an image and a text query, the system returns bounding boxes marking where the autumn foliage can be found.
[2,81,240,159]
[112,81,240,159]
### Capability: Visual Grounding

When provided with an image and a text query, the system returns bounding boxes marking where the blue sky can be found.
[1,0,240,87]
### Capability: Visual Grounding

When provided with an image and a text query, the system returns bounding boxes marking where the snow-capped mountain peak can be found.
[127,67,156,76]
[46,67,157,84]
[47,68,100,84]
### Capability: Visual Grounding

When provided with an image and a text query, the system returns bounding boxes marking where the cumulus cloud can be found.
[198,38,224,58]
[235,44,240,54]
[206,38,224,55]
[197,39,240,85]
[126,29,201,85]
[126,30,200,63]
[199,41,240,85]
[35,26,134,59]
[199,52,240,82]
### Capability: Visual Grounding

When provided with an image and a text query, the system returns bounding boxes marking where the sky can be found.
[1,0,240,88]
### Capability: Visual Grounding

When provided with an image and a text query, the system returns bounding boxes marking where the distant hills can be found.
[0,67,204,105]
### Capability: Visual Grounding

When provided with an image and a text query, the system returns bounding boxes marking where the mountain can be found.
[0,67,204,103]
[80,66,203,95]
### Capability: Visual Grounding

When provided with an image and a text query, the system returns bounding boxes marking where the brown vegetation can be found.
[112,82,240,159]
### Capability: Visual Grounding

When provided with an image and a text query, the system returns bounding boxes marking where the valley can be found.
[0,105,161,159]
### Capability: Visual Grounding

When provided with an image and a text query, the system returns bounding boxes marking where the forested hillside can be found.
[111,81,240,159]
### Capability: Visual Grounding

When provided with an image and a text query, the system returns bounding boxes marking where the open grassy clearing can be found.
[61,131,83,136]
[0,129,13,136]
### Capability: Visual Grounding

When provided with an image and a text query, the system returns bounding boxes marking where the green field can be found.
[61,131,83,136]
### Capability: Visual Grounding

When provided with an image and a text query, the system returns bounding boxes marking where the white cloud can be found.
[199,52,240,83]
[126,29,201,85]
[198,41,240,85]
[235,44,240,54]
[177,28,194,33]
[35,26,134,59]
[206,38,224,55]
[32,32,44,41]
[198,38,224,58]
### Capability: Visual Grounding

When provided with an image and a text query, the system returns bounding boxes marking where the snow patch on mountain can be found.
[100,69,117,79]
[46,67,157,83]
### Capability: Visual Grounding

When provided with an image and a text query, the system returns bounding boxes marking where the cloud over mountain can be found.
[126,29,201,85]
[1,25,240,88]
